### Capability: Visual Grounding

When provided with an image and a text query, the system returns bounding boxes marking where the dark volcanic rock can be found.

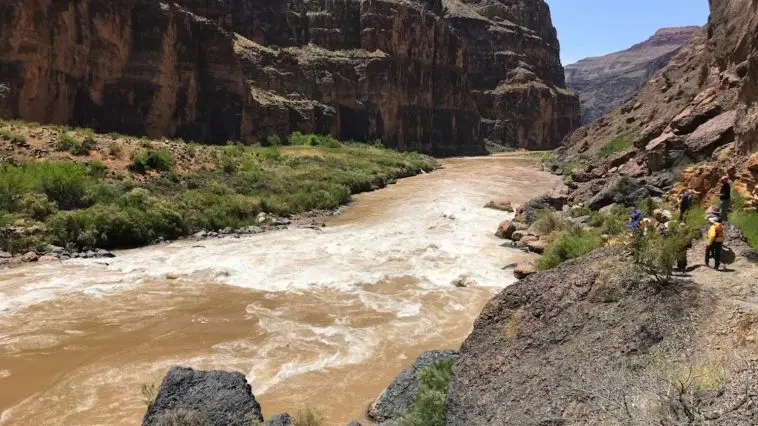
[368,349,458,423]
[587,175,648,210]
[266,413,293,426]
[0,0,579,154]
[566,27,699,123]
[143,367,263,426]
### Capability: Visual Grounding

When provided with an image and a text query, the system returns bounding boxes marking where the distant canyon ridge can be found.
[565,26,700,124]
[0,0,581,155]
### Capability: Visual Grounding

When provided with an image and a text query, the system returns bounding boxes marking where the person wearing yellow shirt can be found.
[705,216,725,269]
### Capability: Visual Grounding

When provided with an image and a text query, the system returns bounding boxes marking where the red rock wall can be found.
[0,0,580,155]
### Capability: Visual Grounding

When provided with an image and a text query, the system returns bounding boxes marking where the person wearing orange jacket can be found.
[705,216,725,269]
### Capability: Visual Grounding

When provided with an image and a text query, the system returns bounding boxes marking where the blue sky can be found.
[546,0,711,65]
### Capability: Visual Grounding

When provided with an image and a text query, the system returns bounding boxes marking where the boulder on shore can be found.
[495,220,517,239]
[368,350,459,423]
[143,367,263,426]
[266,413,293,426]
[484,200,514,212]
[525,239,549,254]
[21,251,38,262]
[513,262,537,279]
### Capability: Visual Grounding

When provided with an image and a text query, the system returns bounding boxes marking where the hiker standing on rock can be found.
[719,176,731,222]
[678,191,693,222]
[705,216,725,269]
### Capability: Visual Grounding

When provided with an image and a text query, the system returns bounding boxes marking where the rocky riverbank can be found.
[142,350,459,426]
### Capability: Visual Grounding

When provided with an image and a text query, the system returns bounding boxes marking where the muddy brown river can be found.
[0,155,559,425]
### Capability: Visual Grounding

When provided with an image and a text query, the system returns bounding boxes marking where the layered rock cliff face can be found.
[566,26,699,123]
[548,0,758,208]
[0,0,580,155]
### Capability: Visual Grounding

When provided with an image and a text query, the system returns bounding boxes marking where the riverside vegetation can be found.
[0,120,435,254]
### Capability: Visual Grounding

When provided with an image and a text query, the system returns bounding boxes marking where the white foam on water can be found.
[0,188,518,315]
[244,315,381,394]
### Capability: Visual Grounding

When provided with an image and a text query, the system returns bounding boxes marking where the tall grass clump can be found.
[400,358,455,426]
[293,407,327,426]
[599,132,634,157]
[533,210,566,234]
[537,228,604,270]
[0,128,26,144]
[731,210,758,251]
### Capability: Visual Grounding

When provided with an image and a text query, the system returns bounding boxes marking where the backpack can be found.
[680,193,692,209]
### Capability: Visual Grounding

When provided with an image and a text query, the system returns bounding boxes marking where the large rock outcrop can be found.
[566,26,699,123]
[368,349,458,423]
[446,248,758,425]
[0,0,580,155]
[555,0,758,208]
[143,367,264,426]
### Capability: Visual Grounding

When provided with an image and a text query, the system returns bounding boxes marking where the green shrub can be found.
[35,162,93,210]
[0,128,26,144]
[637,197,658,217]
[70,136,95,156]
[265,134,281,147]
[537,229,604,270]
[684,203,708,231]
[129,149,174,173]
[732,209,758,251]
[569,205,592,218]
[601,205,632,236]
[287,132,341,148]
[21,193,57,220]
[0,162,94,211]
[108,142,123,158]
[48,197,186,249]
[56,132,79,152]
[600,132,634,157]
[400,358,455,426]
[731,190,746,211]
[634,228,691,284]
[533,210,566,234]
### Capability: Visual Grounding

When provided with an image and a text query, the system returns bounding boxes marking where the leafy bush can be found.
[265,134,281,147]
[600,132,634,157]
[537,229,604,270]
[601,205,632,236]
[48,196,186,249]
[0,162,94,211]
[21,193,57,220]
[56,132,80,152]
[129,149,174,173]
[634,224,694,284]
[400,358,455,426]
[288,132,341,148]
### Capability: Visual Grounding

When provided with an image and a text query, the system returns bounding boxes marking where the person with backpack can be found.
[678,191,693,222]
[719,176,731,222]
[705,216,725,269]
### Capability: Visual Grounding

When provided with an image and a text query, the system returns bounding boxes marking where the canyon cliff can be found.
[446,1,758,424]
[566,26,699,124]
[0,0,580,155]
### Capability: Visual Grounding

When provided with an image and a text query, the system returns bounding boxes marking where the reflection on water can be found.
[0,155,559,425]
